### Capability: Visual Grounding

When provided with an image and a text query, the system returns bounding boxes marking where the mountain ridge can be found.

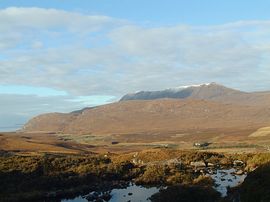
[120,82,270,106]
[120,82,244,101]
[22,83,270,135]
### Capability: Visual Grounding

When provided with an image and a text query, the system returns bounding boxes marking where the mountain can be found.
[120,82,270,106]
[120,83,239,101]
[23,100,270,135]
[22,83,270,135]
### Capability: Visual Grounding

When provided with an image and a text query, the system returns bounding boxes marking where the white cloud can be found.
[0,7,270,95]
[0,7,122,32]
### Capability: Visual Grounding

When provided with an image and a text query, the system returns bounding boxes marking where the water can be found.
[209,168,247,197]
[61,183,160,202]
[0,124,23,132]
[62,168,247,201]
[0,126,19,132]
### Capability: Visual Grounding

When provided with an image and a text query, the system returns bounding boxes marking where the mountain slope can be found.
[22,83,270,135]
[23,99,270,135]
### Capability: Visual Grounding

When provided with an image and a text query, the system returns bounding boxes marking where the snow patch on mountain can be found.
[167,83,213,91]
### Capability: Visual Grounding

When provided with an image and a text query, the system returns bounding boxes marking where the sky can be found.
[1,0,270,131]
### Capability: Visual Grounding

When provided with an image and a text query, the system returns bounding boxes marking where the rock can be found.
[85,194,96,201]
[133,152,138,158]
[214,183,220,187]
[101,193,112,201]
[165,158,182,166]
[233,160,244,166]
[194,169,200,174]
[132,159,138,164]
[200,169,205,173]
[128,192,133,196]
[235,170,244,175]
[190,161,206,167]
[46,191,57,197]
[85,192,99,201]
[220,170,227,175]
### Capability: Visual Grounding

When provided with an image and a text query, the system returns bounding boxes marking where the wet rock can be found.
[214,183,219,187]
[101,193,112,201]
[220,170,227,175]
[85,192,100,201]
[85,195,96,201]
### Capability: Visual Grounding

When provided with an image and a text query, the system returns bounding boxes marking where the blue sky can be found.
[1,0,270,130]
[1,0,270,25]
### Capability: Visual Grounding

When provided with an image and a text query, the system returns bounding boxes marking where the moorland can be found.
[2,83,270,202]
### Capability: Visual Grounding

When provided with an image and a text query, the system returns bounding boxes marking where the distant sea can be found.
[0,124,24,132]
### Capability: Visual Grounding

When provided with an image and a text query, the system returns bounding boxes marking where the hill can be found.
[23,99,270,135]
[120,82,270,106]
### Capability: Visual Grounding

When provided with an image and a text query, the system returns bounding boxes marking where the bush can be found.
[136,165,169,184]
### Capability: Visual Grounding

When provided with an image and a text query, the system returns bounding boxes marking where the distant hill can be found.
[120,82,270,106]
[23,98,270,135]
[22,83,270,135]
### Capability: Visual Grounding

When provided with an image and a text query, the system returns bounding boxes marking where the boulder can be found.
[233,160,244,166]
[235,170,244,175]
[190,161,206,167]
